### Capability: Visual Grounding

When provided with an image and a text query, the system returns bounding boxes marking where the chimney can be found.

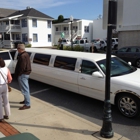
[26,6,31,9]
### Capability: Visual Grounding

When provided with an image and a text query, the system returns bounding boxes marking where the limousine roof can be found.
[25,48,114,62]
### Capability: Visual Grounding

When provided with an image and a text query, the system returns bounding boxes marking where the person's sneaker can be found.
[4,115,9,119]
[19,105,30,110]
[19,101,25,104]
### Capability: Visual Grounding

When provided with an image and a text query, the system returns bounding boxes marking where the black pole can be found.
[100,0,117,138]
[71,21,73,51]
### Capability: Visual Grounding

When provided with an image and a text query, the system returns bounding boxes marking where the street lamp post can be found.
[70,16,73,51]
[100,0,117,138]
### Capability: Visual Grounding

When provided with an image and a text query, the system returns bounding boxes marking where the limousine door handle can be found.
[80,77,85,80]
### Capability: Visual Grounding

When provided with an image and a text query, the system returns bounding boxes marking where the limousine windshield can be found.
[97,57,137,77]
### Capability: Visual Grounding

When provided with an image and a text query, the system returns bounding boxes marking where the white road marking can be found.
[31,88,52,95]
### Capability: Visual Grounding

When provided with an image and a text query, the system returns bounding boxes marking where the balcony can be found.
[0,25,21,32]
[55,30,82,36]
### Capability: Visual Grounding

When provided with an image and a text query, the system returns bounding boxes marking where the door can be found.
[51,56,79,93]
[0,51,14,74]
[78,60,105,101]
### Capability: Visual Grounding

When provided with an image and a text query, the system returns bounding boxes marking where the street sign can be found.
[61,32,65,38]
[103,0,124,30]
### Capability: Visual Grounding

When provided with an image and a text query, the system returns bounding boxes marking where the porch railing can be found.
[55,30,82,36]
[0,25,21,32]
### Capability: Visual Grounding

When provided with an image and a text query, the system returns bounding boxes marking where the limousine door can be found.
[1,51,15,74]
[78,60,105,101]
[50,56,79,93]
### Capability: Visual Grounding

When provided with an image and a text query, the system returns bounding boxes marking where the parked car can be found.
[104,38,118,50]
[72,39,94,52]
[2,48,139,118]
[58,39,71,46]
[112,38,118,50]
[112,46,140,68]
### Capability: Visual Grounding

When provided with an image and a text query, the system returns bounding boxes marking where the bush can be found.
[25,44,32,48]
[73,45,84,52]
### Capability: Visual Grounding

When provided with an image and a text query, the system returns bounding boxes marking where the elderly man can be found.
[15,44,32,110]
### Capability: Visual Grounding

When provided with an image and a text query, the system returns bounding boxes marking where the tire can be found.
[104,46,106,51]
[135,59,140,68]
[94,47,97,52]
[114,45,118,50]
[116,93,140,118]
[90,47,92,52]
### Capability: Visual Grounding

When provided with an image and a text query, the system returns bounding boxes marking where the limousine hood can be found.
[111,69,140,91]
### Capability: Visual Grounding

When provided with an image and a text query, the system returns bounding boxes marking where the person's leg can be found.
[2,84,10,118]
[0,86,3,120]
[18,76,25,102]
[18,74,30,106]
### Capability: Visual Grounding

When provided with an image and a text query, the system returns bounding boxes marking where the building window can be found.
[22,33,28,42]
[5,21,9,25]
[22,19,27,27]
[84,26,89,33]
[32,19,37,27]
[4,33,10,40]
[33,34,38,42]
[16,34,20,40]
[56,27,58,31]
[64,27,68,31]
[15,20,20,25]
[48,34,51,42]
[48,21,51,28]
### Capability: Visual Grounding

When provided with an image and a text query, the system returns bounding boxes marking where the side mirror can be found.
[92,71,103,78]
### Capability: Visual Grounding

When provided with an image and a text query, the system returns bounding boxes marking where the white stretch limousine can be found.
[1,48,140,118]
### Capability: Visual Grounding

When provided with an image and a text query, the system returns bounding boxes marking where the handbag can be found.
[0,70,12,92]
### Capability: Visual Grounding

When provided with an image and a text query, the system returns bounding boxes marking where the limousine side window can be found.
[33,53,51,66]
[81,60,98,75]
[54,56,77,71]
[0,52,10,60]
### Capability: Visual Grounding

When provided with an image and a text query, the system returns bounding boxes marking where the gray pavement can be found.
[5,88,130,140]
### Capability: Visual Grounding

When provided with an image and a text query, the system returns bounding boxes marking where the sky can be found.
[0,0,103,20]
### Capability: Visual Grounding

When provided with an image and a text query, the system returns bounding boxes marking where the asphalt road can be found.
[10,77,140,140]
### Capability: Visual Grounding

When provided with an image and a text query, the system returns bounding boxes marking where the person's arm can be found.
[7,68,12,83]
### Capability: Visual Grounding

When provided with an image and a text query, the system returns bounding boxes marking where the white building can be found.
[0,7,54,48]
[117,0,140,47]
[52,18,93,45]
[93,19,107,40]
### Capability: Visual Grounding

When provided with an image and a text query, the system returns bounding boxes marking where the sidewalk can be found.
[0,88,130,140]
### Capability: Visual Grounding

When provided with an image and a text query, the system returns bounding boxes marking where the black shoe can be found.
[19,101,25,104]
[0,119,4,122]
[4,115,9,119]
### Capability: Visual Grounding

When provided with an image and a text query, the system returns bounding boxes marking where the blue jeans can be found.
[18,74,30,106]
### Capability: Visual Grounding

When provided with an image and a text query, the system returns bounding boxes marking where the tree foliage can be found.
[52,15,64,24]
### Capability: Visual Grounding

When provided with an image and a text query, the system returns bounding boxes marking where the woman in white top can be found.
[0,58,12,122]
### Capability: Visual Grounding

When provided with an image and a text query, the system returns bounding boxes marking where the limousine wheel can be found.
[117,94,140,118]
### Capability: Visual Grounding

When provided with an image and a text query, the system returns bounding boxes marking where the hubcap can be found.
[119,97,137,117]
